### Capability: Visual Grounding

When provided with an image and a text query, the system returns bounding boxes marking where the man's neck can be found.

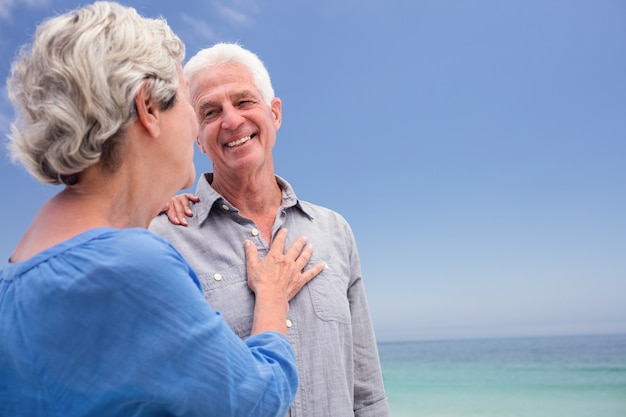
[211,170,282,243]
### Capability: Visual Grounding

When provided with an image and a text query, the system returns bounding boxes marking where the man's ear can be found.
[271,97,282,131]
[135,80,161,138]
[196,137,207,154]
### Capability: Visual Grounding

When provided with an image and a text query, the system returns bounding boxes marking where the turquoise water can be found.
[378,334,626,417]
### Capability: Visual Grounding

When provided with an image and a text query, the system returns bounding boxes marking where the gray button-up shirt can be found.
[149,173,390,417]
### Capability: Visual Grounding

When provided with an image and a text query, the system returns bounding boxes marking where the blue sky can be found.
[1,0,625,342]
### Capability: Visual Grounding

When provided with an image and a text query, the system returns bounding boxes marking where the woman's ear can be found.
[135,80,161,138]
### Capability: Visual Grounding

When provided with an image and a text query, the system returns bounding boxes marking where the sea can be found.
[378,333,626,417]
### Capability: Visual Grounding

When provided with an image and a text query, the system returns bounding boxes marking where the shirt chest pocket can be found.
[199,264,254,339]
[307,269,351,324]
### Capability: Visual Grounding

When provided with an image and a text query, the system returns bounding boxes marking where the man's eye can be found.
[204,109,218,119]
[237,100,253,107]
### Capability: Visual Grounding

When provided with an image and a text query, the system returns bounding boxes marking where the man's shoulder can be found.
[298,199,346,220]
[149,212,195,237]
[295,200,354,234]
[149,212,176,231]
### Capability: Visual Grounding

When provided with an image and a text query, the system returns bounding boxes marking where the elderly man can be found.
[150,43,390,416]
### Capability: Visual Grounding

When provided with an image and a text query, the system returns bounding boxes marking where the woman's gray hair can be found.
[184,42,274,106]
[6,1,185,185]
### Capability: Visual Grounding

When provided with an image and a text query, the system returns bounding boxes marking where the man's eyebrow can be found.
[197,100,219,112]
[196,90,259,112]
[232,90,257,100]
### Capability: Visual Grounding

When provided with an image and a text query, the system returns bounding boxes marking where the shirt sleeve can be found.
[344,228,391,417]
[25,229,297,417]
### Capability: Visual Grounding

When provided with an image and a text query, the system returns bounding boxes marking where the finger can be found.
[301,261,326,284]
[269,228,289,255]
[293,243,314,272]
[287,261,325,300]
[172,199,189,226]
[182,193,200,216]
[243,239,259,272]
[164,201,181,225]
[283,235,308,261]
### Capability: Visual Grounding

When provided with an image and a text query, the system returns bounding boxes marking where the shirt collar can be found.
[193,172,313,223]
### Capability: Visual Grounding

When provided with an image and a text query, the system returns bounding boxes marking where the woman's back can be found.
[0,228,297,417]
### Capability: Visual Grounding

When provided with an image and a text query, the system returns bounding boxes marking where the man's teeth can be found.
[226,136,251,147]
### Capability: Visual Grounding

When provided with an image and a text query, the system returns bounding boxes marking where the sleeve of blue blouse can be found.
[44,230,297,417]
[120,232,298,417]
[343,225,391,417]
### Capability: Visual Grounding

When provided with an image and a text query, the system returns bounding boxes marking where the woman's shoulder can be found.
[80,227,190,271]
[63,227,200,294]
[3,227,201,304]
[95,227,175,251]
[16,227,193,281]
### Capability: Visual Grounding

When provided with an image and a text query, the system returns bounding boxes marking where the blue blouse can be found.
[0,227,297,417]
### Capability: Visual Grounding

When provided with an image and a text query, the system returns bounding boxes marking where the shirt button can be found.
[221,204,229,211]
[286,319,293,328]
[251,228,259,237]
[213,273,222,281]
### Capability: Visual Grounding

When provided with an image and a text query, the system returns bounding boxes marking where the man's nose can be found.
[221,106,244,130]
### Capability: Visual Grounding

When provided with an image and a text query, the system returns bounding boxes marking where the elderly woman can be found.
[0,2,323,416]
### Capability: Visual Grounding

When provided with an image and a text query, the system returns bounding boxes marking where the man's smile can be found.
[225,134,255,148]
